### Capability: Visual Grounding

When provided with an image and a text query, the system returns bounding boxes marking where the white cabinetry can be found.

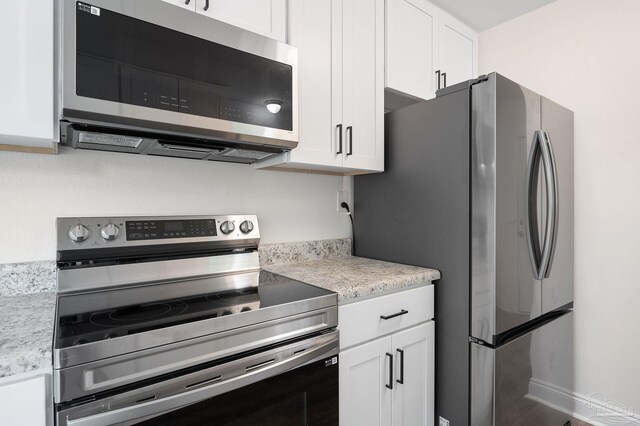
[161,0,196,11]
[0,373,50,425]
[0,0,57,153]
[339,286,435,426]
[163,0,287,42]
[256,0,384,174]
[385,0,477,109]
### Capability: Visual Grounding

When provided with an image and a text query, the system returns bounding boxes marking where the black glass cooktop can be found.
[55,271,333,349]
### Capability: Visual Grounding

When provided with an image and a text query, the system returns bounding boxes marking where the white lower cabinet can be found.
[339,286,435,426]
[340,322,434,426]
[0,373,50,425]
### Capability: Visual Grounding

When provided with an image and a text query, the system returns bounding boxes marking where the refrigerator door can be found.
[470,310,574,426]
[471,73,543,344]
[540,97,574,313]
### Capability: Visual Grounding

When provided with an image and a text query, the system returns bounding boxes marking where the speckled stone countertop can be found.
[0,292,54,378]
[0,238,437,378]
[263,256,440,303]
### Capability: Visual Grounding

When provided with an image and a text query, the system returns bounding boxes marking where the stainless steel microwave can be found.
[58,0,298,163]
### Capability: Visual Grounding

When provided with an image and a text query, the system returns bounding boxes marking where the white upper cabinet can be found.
[385,0,477,108]
[385,0,439,101]
[161,0,197,11]
[256,0,384,174]
[438,12,476,89]
[0,0,57,153]
[195,0,287,42]
[341,0,384,171]
[162,0,287,42]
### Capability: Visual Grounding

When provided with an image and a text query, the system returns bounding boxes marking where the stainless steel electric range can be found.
[53,215,339,426]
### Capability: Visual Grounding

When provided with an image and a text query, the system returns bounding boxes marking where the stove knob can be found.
[101,223,120,241]
[68,224,91,243]
[239,220,254,234]
[220,220,235,235]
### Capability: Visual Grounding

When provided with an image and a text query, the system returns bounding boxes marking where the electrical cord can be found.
[341,202,355,255]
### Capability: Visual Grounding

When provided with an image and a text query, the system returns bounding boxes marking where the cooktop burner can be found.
[56,271,329,348]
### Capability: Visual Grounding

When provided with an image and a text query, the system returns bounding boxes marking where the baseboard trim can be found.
[528,379,640,425]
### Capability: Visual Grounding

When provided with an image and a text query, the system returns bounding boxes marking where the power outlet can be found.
[439,417,450,426]
[337,190,349,212]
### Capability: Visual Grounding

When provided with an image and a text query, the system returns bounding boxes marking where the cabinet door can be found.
[0,0,55,152]
[195,0,287,42]
[341,0,384,172]
[0,374,49,425]
[286,0,343,168]
[340,337,392,426]
[392,322,435,426]
[386,0,439,100]
[161,0,196,11]
[438,12,477,89]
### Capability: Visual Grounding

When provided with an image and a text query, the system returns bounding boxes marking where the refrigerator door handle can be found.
[525,131,544,279]
[527,129,559,280]
[542,131,559,278]
[526,130,557,280]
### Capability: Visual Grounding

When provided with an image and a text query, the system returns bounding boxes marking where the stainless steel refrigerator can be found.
[354,73,574,425]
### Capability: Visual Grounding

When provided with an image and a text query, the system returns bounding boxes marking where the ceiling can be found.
[427,0,558,31]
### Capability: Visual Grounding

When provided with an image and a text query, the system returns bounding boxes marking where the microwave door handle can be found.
[525,131,544,279]
[542,131,559,278]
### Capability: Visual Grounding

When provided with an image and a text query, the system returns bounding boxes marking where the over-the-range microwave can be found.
[58,0,298,164]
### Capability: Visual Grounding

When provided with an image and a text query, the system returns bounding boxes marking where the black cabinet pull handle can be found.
[396,349,404,384]
[185,0,191,4]
[336,124,343,154]
[204,0,210,11]
[346,126,353,156]
[385,353,394,389]
[380,309,408,320]
[435,70,441,90]
[442,72,447,88]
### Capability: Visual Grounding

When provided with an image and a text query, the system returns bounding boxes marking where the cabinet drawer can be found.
[339,286,434,349]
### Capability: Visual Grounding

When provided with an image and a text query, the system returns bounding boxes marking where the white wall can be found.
[0,148,350,263]
[479,0,640,417]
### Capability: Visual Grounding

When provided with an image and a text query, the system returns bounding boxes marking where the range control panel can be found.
[126,219,217,241]
[56,215,260,252]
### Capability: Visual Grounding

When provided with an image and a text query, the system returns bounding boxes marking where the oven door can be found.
[59,0,298,150]
[56,331,338,426]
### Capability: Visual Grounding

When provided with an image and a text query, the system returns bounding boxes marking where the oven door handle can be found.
[61,331,339,426]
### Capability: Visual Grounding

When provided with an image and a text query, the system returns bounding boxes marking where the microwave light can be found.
[265,100,282,114]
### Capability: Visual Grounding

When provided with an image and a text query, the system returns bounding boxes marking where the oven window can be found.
[136,356,338,426]
[75,2,293,131]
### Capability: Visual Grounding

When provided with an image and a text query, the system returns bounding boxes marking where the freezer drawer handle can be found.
[380,309,408,320]
[385,353,394,389]
[396,348,404,384]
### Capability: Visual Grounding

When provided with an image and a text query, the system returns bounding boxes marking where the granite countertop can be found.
[0,239,437,379]
[0,292,55,378]
[263,256,440,303]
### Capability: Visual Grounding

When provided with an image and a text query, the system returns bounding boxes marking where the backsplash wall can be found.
[0,147,351,263]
